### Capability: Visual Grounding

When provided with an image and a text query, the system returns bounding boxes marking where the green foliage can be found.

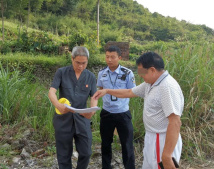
[30,0,44,12]
[0,41,13,54]
[0,146,11,157]
[159,43,214,159]
[129,96,145,141]
[67,30,101,56]
[68,31,88,49]
[85,31,101,55]
[99,25,123,47]
[42,0,63,13]
[0,52,69,71]
[75,0,97,20]
[1,0,214,57]
[0,164,8,169]
[1,0,214,44]
[87,54,105,68]
[0,30,61,54]
[46,145,56,156]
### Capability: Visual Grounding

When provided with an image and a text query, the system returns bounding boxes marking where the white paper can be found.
[65,104,101,113]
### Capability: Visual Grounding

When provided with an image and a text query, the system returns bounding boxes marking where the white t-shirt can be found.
[132,70,184,133]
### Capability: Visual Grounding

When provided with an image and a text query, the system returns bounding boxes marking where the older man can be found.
[93,52,184,169]
[48,46,98,169]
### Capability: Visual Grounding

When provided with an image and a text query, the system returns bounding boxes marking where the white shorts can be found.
[142,131,182,169]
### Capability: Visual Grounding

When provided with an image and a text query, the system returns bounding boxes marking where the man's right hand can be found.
[56,103,73,114]
[92,89,107,100]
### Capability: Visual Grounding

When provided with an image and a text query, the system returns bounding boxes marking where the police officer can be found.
[48,46,98,169]
[97,46,136,169]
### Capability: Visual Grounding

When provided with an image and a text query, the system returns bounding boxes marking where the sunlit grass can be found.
[158,42,214,160]
[0,20,62,42]
[0,63,55,141]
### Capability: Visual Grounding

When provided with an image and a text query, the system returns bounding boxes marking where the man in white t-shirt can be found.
[92,52,184,169]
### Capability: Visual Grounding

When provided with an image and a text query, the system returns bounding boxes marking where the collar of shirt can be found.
[69,65,87,73]
[149,70,169,90]
[70,65,74,72]
[106,65,121,74]
[69,65,87,82]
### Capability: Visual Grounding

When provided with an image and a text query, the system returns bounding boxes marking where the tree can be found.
[59,0,78,15]
[1,0,4,42]
[9,0,28,38]
[27,0,44,31]
[97,0,100,45]
[1,0,14,42]
[42,0,63,13]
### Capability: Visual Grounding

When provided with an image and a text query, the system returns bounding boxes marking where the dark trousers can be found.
[55,123,92,169]
[100,109,135,169]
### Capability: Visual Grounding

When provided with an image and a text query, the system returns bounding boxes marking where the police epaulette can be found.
[99,66,107,71]
[121,67,130,75]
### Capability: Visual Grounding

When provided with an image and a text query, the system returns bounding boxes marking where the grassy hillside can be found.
[1,0,214,49]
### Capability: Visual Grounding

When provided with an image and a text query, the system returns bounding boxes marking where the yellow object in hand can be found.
[55,98,71,115]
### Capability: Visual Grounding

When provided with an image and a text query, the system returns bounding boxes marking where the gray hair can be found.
[71,46,89,59]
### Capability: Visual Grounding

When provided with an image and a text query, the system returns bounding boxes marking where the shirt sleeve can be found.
[90,74,97,97]
[50,68,62,90]
[160,84,183,117]
[132,82,147,98]
[126,71,136,89]
[97,71,102,87]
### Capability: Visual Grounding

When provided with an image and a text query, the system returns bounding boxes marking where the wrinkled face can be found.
[72,56,88,74]
[137,64,154,84]
[105,51,121,70]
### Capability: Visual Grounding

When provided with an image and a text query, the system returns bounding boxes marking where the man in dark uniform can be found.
[48,46,98,169]
[97,46,136,169]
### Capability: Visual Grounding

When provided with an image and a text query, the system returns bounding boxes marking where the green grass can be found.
[0,63,55,141]
[0,52,69,66]
[158,42,214,160]
[0,164,8,169]
[0,20,62,42]
[0,147,11,157]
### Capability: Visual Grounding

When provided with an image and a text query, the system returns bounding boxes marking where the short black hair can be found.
[136,52,164,71]
[105,46,121,56]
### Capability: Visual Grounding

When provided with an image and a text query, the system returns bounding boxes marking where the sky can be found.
[135,0,214,30]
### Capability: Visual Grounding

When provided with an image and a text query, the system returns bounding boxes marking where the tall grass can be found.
[158,42,214,160]
[0,63,55,141]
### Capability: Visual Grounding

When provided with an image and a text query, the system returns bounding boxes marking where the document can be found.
[65,104,101,113]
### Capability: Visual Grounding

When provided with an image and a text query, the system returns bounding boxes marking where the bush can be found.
[0,41,12,54]
[0,31,61,54]
[68,31,88,50]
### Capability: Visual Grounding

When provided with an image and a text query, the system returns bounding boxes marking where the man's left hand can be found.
[162,156,176,169]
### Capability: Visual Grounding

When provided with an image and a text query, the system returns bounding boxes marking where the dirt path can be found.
[0,124,213,169]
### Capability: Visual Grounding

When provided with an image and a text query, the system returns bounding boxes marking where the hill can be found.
[1,0,214,47]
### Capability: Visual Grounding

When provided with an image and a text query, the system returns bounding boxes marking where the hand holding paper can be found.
[55,98,71,115]
[65,105,100,113]
[56,98,100,115]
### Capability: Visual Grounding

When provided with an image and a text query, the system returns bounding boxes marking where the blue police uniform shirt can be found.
[97,65,136,113]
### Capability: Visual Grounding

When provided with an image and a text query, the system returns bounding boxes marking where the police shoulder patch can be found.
[99,66,107,72]
[121,67,130,75]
